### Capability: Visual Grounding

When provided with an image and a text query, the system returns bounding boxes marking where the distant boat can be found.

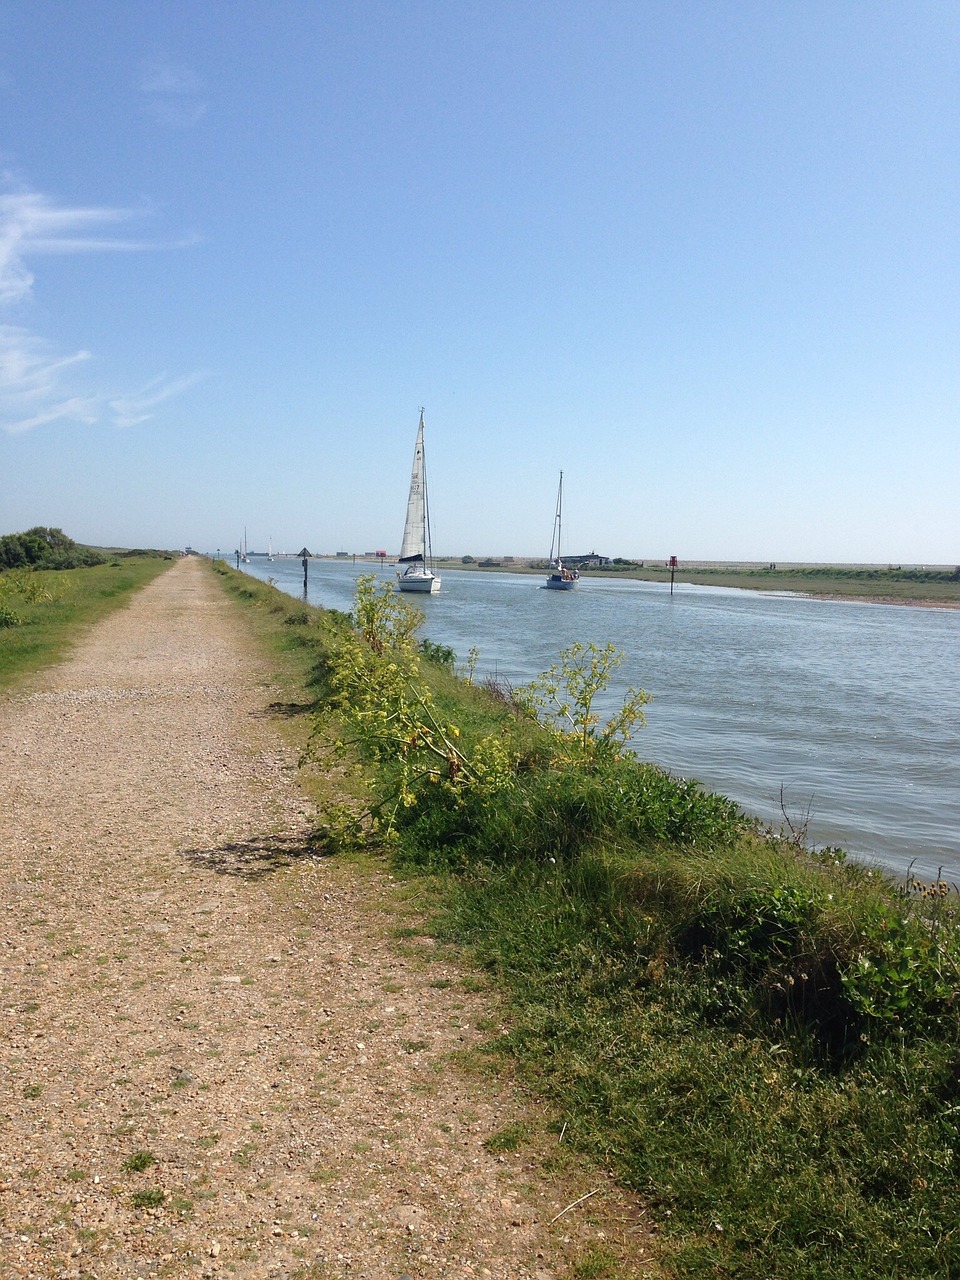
[267,537,274,562]
[397,409,440,594]
[544,471,579,590]
[241,528,250,564]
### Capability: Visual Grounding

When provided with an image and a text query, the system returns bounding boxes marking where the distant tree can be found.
[24,526,76,552]
[0,527,105,570]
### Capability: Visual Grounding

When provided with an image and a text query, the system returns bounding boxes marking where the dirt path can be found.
[0,558,648,1280]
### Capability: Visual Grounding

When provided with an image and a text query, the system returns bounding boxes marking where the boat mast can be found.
[421,408,434,568]
[549,471,564,565]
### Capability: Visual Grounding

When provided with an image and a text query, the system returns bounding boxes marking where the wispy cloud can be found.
[0,326,97,434]
[0,185,204,434]
[139,61,207,127]
[109,371,209,430]
[0,325,208,435]
[0,190,162,304]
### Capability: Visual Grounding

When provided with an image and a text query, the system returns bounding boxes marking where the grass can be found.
[212,561,960,1279]
[433,857,960,1278]
[0,556,174,692]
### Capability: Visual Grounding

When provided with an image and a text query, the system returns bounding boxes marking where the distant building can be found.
[566,551,610,568]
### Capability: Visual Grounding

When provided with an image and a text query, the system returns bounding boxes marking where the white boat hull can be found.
[398,569,440,594]
[544,573,577,590]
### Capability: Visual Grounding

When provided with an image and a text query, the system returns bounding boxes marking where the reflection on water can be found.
[239,556,960,881]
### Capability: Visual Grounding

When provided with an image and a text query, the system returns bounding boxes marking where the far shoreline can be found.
[331,555,960,611]
[265,553,960,610]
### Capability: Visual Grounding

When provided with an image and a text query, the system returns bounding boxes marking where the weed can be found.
[130,1188,165,1210]
[519,640,651,755]
[123,1150,156,1173]
[419,637,456,666]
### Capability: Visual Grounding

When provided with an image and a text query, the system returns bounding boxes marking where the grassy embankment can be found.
[213,560,960,1280]
[0,554,174,692]
[434,557,960,606]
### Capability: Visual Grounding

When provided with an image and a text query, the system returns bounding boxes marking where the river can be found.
[237,555,960,883]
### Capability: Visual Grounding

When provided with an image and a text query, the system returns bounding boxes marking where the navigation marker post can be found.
[669,555,678,596]
[298,548,312,598]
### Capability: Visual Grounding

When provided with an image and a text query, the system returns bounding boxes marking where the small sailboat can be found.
[241,528,250,564]
[397,409,440,594]
[267,537,274,562]
[544,471,579,590]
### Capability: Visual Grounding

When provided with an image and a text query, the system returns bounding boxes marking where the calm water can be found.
[239,556,960,882]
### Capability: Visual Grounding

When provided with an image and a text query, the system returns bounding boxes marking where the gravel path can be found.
[0,558,651,1280]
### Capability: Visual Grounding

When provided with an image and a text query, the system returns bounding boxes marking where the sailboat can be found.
[241,528,250,564]
[397,409,440,594]
[544,471,579,590]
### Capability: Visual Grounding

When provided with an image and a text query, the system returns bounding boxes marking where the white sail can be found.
[397,409,440,594]
[399,416,427,563]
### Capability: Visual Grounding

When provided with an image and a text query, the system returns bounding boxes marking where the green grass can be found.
[211,561,960,1280]
[433,856,960,1279]
[0,556,174,691]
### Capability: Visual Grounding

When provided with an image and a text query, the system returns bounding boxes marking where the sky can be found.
[0,1,957,564]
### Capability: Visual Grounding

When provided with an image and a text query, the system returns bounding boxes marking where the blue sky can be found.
[1,1,957,562]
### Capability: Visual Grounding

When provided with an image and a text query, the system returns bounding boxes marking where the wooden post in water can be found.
[236,549,241,569]
[669,555,678,595]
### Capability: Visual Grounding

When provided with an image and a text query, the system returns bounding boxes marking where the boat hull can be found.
[397,571,440,594]
[544,574,577,590]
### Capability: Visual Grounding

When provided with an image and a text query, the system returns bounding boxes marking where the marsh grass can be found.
[0,557,173,691]
[215,561,960,1280]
